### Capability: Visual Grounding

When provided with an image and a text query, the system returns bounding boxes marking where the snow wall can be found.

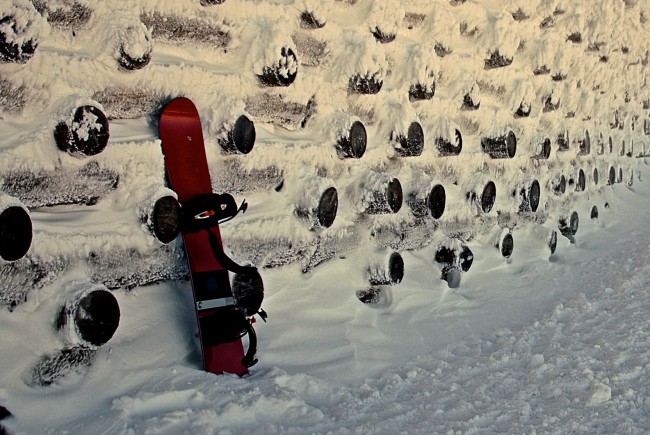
[0,0,648,383]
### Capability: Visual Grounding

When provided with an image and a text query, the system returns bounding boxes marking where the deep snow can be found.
[1,0,650,433]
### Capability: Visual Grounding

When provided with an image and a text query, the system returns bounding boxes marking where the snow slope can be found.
[1,0,650,433]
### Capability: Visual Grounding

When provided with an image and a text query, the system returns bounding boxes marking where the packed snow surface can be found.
[3,175,650,433]
[1,0,650,433]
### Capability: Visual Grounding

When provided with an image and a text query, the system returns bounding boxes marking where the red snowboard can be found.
[159,97,248,376]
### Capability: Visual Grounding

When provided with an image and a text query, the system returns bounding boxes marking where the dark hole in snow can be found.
[117,45,151,71]
[258,47,298,87]
[427,184,446,219]
[528,179,540,212]
[481,131,516,158]
[539,16,555,29]
[388,252,404,284]
[55,105,110,157]
[435,243,473,272]
[151,196,181,244]
[365,177,402,214]
[461,93,480,110]
[233,115,256,154]
[543,95,560,112]
[435,246,454,265]
[371,27,395,43]
[459,245,474,271]
[553,175,567,195]
[0,15,38,63]
[512,8,529,21]
[407,122,424,155]
[317,187,338,228]
[408,80,435,101]
[501,233,514,258]
[533,65,550,75]
[548,230,558,254]
[608,166,616,184]
[505,131,517,158]
[396,122,424,157]
[337,120,367,158]
[484,50,513,69]
[556,131,569,151]
[559,211,579,236]
[435,129,462,156]
[539,137,551,159]
[74,290,120,346]
[576,169,586,192]
[218,115,256,154]
[551,72,567,81]
[434,42,453,57]
[300,11,326,29]
[348,72,383,95]
[386,178,403,213]
[593,168,599,185]
[514,101,531,118]
[0,206,32,262]
[480,181,496,213]
[567,32,582,43]
[356,287,384,304]
[591,205,599,219]
[579,131,590,155]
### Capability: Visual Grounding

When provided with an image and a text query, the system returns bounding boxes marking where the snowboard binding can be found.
[183,192,266,369]
[198,267,267,369]
[181,192,248,233]
[201,308,259,368]
[160,97,263,375]
[228,262,267,368]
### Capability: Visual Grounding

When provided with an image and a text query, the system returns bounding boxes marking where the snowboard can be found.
[159,97,250,376]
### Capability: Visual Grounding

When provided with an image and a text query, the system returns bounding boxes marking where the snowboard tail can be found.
[159,97,251,376]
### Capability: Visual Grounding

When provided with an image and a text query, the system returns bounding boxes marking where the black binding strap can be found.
[218,200,247,224]
[206,229,258,275]
[241,320,258,368]
[182,193,247,233]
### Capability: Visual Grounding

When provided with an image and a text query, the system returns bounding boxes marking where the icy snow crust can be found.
[1,0,650,432]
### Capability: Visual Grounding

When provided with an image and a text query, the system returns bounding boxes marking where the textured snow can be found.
[0,0,47,49]
[1,0,650,433]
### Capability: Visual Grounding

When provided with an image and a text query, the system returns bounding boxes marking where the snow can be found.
[1,0,650,433]
[0,1,47,52]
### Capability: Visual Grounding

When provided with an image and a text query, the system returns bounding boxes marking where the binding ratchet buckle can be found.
[194,210,216,220]
[193,201,246,222]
